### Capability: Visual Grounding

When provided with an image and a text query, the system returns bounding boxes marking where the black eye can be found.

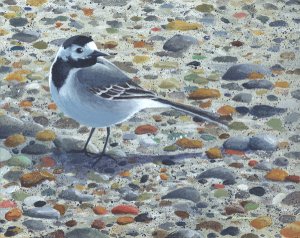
[76,48,83,53]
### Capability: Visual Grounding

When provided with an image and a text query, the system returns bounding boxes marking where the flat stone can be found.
[279,215,296,223]
[285,112,300,124]
[232,93,252,103]
[249,135,277,151]
[9,17,28,27]
[284,151,300,159]
[92,0,129,6]
[213,56,238,63]
[0,115,24,139]
[59,189,94,202]
[23,219,45,231]
[165,229,204,238]
[162,187,200,203]
[289,135,300,143]
[163,34,198,52]
[12,30,40,43]
[221,83,243,91]
[24,206,60,219]
[282,191,300,207]
[223,136,250,151]
[269,20,288,27]
[197,167,236,184]
[7,155,32,168]
[273,157,289,167]
[22,121,44,137]
[220,226,240,236]
[249,105,287,118]
[222,64,271,80]
[21,143,51,155]
[66,228,109,238]
[242,80,273,89]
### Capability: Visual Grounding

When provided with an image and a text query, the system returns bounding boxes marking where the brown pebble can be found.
[91,219,105,229]
[229,162,244,168]
[176,138,203,149]
[4,134,26,147]
[5,208,22,221]
[231,40,244,47]
[196,220,223,232]
[225,205,245,215]
[135,124,158,135]
[219,133,230,139]
[46,230,65,238]
[152,229,168,238]
[65,220,77,227]
[159,200,172,207]
[174,210,189,219]
[20,171,55,187]
[116,216,134,225]
[53,204,66,215]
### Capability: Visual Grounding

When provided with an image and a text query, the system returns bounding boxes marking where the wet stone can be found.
[269,20,288,27]
[12,31,40,43]
[282,191,300,206]
[197,167,236,184]
[232,93,252,103]
[223,136,250,151]
[9,18,28,27]
[24,207,60,219]
[273,157,289,167]
[242,80,273,89]
[162,187,200,203]
[21,143,51,155]
[222,64,271,80]
[249,135,277,151]
[220,226,239,236]
[0,115,24,139]
[59,189,94,202]
[249,187,265,196]
[53,117,80,129]
[163,34,198,52]
[249,105,287,118]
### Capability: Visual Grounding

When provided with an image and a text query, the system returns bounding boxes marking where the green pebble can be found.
[266,118,283,131]
[214,189,229,198]
[11,191,29,201]
[33,41,48,49]
[229,121,249,130]
[154,61,178,69]
[200,134,216,141]
[130,16,142,21]
[244,202,259,211]
[87,172,107,183]
[195,4,214,12]
[184,73,208,84]
[192,54,206,60]
[138,193,152,201]
[163,145,178,152]
[26,73,44,80]
[111,183,120,189]
[159,79,178,89]
[7,155,32,168]
[106,28,118,34]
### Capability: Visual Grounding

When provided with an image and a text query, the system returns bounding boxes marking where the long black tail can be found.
[154,98,229,127]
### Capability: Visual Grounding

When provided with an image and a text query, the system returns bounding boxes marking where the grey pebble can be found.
[21,143,51,155]
[162,187,200,203]
[24,206,60,219]
[221,83,243,91]
[59,189,94,202]
[284,151,300,159]
[123,133,137,140]
[253,161,272,170]
[242,80,273,89]
[213,56,238,63]
[0,115,24,139]
[282,191,300,207]
[269,20,288,27]
[197,167,236,184]
[66,228,108,238]
[289,135,300,143]
[291,89,300,100]
[165,228,204,238]
[222,64,271,80]
[273,157,289,167]
[278,215,296,223]
[12,30,40,43]
[249,105,287,118]
[9,18,28,27]
[223,136,250,151]
[249,135,277,151]
[22,121,44,137]
[285,112,300,124]
[92,0,129,6]
[163,34,198,52]
[232,93,252,103]
[33,116,49,127]
[53,117,80,129]
[23,219,46,231]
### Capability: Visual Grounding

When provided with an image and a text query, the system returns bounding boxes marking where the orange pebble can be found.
[133,41,146,48]
[93,206,108,215]
[19,100,32,107]
[48,103,57,110]
[5,208,22,221]
[248,160,258,167]
[160,173,168,180]
[119,170,131,177]
[82,7,94,16]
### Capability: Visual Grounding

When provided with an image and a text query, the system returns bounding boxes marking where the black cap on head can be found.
[63,35,93,49]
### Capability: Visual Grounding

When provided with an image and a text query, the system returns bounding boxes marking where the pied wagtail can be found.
[49,35,228,167]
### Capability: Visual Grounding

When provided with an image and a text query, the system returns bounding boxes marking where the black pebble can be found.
[34,201,46,207]
[162,159,175,165]
[140,175,149,183]
[221,226,240,236]
[249,186,266,196]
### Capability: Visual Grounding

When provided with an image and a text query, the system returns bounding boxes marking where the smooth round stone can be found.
[213,56,237,63]
[12,30,40,43]
[249,135,277,151]
[9,17,28,27]
[223,136,250,151]
[273,157,289,167]
[220,226,239,236]
[21,143,51,155]
[242,80,273,89]
[7,155,32,168]
[22,219,45,231]
[59,189,94,202]
[244,202,259,211]
[197,167,236,184]
[163,34,198,52]
[0,115,24,139]
[24,206,60,219]
[222,64,271,80]
[232,93,252,103]
[269,20,288,27]
[235,191,250,199]
[32,41,48,49]
[282,191,300,206]
[249,187,265,196]
[162,187,200,203]
[11,191,29,201]
[235,106,249,115]
[249,105,287,118]
[0,148,12,162]
[278,215,296,223]
[254,161,272,171]
[214,189,229,198]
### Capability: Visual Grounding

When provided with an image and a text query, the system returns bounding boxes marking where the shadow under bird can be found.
[49,35,228,167]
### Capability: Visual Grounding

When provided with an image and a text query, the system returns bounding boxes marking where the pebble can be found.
[205,147,222,159]
[176,138,203,149]
[165,228,204,238]
[280,221,300,238]
[0,147,12,162]
[21,143,51,155]
[232,93,252,103]
[222,64,271,80]
[111,204,139,215]
[188,88,221,100]
[197,167,235,184]
[134,213,153,222]
[242,80,273,89]
[20,171,55,187]
[220,226,240,236]
[65,228,108,238]
[5,208,22,221]
[282,191,300,206]
[24,206,60,219]
[22,219,45,231]
[196,221,223,232]
[249,105,287,118]
[53,117,80,129]
[59,189,94,202]
[249,186,266,196]
[291,89,300,100]
[279,215,296,224]
[54,135,99,153]
[249,135,277,151]
[273,157,289,167]
[0,115,24,139]
[161,187,200,203]
[4,134,26,147]
[9,17,28,27]
[116,216,134,225]
[166,20,201,31]
[265,169,288,181]
[223,136,250,151]
[269,20,288,27]
[91,219,106,229]
[250,216,272,229]
[163,34,198,52]
[35,130,56,141]
[12,30,40,42]
[7,155,32,168]
[213,56,238,63]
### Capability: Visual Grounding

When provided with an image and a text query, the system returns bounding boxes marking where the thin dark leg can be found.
[92,127,111,167]
[83,127,95,152]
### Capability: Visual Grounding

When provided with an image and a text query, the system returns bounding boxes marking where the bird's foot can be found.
[91,153,118,167]
[70,149,98,158]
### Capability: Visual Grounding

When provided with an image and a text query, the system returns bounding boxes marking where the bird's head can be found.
[56,35,108,67]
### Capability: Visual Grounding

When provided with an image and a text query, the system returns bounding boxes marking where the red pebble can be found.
[151,27,161,32]
[285,175,300,183]
[0,200,17,208]
[213,184,225,189]
[233,12,248,19]
[224,149,245,156]
[40,156,56,167]
[248,160,258,167]
[111,205,139,215]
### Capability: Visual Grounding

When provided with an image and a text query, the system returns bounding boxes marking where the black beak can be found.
[90,50,109,57]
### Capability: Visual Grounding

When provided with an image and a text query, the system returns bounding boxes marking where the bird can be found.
[49,35,228,167]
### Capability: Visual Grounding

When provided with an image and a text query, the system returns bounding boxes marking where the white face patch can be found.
[57,41,98,61]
